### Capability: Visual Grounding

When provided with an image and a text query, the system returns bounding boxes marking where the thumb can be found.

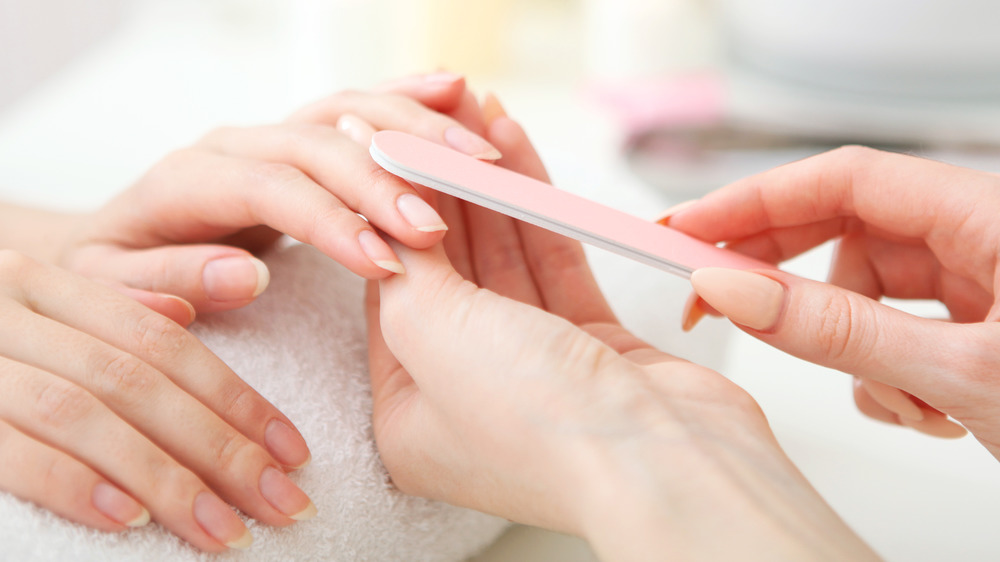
[690,267,967,400]
[67,244,270,313]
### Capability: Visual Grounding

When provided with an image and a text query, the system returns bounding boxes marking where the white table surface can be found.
[2,5,1000,561]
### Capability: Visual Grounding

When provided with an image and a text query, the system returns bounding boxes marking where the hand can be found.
[50,73,498,314]
[363,100,876,560]
[0,251,313,551]
[667,146,1000,455]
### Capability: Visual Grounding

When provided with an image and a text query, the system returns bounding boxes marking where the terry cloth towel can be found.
[0,242,508,561]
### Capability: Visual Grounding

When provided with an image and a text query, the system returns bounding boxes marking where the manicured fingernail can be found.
[259,467,316,521]
[423,71,462,84]
[336,113,376,144]
[203,256,270,302]
[681,292,706,332]
[481,92,508,125]
[265,419,311,469]
[655,199,698,225]
[900,415,968,439]
[443,126,502,161]
[690,268,784,331]
[163,295,197,326]
[358,230,405,274]
[193,492,251,549]
[863,380,924,422]
[92,482,149,527]
[397,194,448,233]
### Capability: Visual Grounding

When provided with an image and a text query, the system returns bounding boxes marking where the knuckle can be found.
[211,430,260,476]
[131,311,189,362]
[219,384,269,430]
[811,291,872,364]
[34,380,95,428]
[90,351,157,401]
[248,161,307,195]
[0,249,35,281]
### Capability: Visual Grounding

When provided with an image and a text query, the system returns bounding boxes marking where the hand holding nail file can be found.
[370,130,773,278]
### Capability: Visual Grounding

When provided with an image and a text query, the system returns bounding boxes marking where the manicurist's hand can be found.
[36,73,497,314]
[667,147,1000,456]
[363,101,879,561]
[0,251,313,551]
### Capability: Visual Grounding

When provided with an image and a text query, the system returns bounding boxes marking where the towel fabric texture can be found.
[0,243,508,561]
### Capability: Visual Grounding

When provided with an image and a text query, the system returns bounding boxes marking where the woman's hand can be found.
[362,100,877,561]
[0,251,313,551]
[41,73,498,314]
[667,147,1000,456]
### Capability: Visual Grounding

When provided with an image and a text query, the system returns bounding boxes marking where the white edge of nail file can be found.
[369,130,774,279]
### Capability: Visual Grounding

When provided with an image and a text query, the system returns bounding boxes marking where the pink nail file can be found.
[370,130,774,278]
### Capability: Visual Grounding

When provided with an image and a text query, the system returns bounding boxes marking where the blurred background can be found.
[3,1,1000,560]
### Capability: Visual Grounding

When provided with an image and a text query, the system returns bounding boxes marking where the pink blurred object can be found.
[588,73,726,137]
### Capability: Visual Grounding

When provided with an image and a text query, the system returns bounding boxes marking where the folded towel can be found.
[0,242,508,561]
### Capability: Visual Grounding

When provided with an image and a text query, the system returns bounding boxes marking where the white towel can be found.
[0,242,508,561]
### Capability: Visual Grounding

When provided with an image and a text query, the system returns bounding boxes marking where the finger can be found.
[99,282,196,326]
[859,379,925,422]
[0,302,314,526]
[3,255,312,470]
[92,149,406,279]
[288,89,501,160]
[0,359,251,551]
[76,244,268,314]
[371,71,468,111]
[689,266,989,404]
[669,147,1000,292]
[336,113,379,146]
[853,378,901,426]
[0,420,149,531]
[197,124,448,248]
[487,114,617,325]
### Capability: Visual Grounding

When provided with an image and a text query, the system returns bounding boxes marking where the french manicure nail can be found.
[655,199,698,225]
[689,268,784,331]
[92,482,149,527]
[443,126,502,161]
[397,194,448,233]
[265,419,311,469]
[162,294,197,326]
[259,467,317,521]
[358,230,405,274]
[203,256,270,302]
[862,380,924,422]
[193,492,252,549]
[681,292,706,332]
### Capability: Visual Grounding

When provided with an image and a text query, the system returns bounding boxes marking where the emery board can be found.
[370,130,773,278]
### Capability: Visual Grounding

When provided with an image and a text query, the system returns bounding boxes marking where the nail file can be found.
[370,130,774,278]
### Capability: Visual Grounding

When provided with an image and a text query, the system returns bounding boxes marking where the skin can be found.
[0,73,499,550]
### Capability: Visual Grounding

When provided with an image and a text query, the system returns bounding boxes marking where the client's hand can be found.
[50,73,494,313]
[0,252,312,551]
[667,147,1000,457]
[364,104,878,561]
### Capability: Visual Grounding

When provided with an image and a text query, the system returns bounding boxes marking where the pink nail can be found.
[443,127,502,161]
[264,419,311,469]
[397,194,447,233]
[203,256,270,301]
[259,467,316,521]
[193,492,251,549]
[92,482,149,527]
[358,230,405,274]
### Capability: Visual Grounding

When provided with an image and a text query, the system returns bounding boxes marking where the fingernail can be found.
[264,419,311,469]
[690,268,784,331]
[655,199,698,225]
[259,467,317,521]
[358,230,405,274]
[92,482,149,527]
[193,492,252,549]
[397,194,448,233]
[443,126,502,161]
[900,415,968,439]
[203,256,270,302]
[481,92,508,125]
[862,380,924,422]
[336,113,377,145]
[681,292,706,332]
[163,294,197,326]
[423,71,462,84]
